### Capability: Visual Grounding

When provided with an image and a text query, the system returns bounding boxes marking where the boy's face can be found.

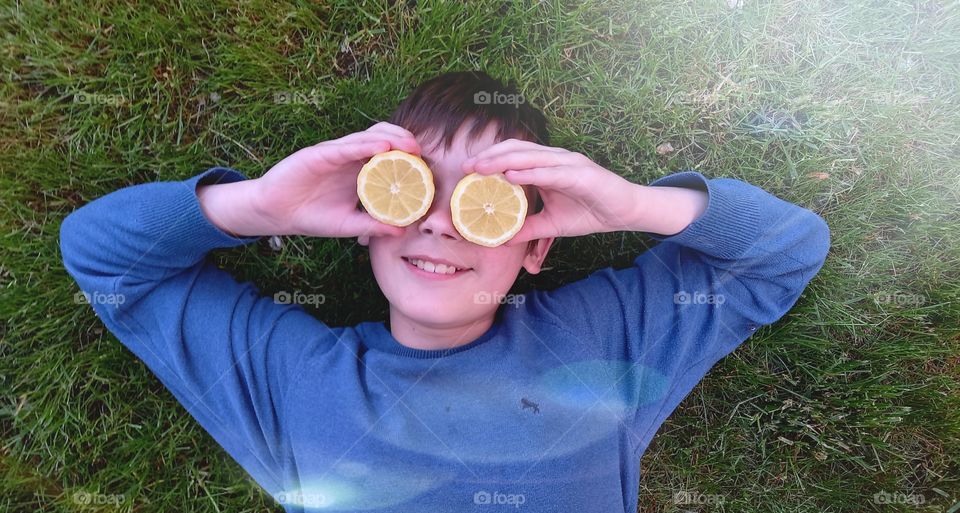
[359,121,554,328]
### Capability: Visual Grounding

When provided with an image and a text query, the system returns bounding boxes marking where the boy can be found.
[60,71,830,512]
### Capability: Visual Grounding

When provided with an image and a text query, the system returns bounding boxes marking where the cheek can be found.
[367,238,400,281]
[475,248,527,279]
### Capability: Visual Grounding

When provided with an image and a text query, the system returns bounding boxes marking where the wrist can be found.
[246,178,283,234]
[628,183,708,236]
[197,179,274,237]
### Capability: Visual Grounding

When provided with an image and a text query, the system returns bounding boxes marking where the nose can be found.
[417,194,462,241]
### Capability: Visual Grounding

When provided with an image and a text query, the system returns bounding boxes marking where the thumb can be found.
[342,212,406,238]
[504,214,555,247]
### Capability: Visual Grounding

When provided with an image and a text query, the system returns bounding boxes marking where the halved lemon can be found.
[357,150,435,227]
[451,173,528,247]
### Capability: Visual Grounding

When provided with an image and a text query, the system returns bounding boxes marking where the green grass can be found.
[2,0,959,511]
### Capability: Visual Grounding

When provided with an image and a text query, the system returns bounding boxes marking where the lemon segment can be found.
[450,173,527,247]
[357,150,435,227]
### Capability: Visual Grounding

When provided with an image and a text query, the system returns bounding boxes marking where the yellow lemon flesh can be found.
[357,150,435,227]
[450,173,528,247]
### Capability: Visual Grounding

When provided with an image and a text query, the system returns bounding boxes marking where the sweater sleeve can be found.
[519,170,830,450]
[59,167,336,495]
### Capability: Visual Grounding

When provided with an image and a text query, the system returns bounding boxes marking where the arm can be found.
[525,171,830,451]
[527,170,829,357]
[462,141,830,451]
[59,167,335,494]
[60,122,423,496]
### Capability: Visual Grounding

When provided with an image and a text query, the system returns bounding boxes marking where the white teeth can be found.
[408,258,459,275]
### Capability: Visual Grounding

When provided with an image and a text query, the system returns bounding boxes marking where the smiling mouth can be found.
[401,256,473,275]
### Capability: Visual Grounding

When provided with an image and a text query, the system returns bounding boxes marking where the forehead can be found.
[415,120,539,209]
[418,120,500,170]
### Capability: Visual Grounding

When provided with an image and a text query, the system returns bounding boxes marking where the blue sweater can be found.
[60,167,830,512]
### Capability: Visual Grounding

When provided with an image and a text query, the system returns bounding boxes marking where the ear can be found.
[521,236,555,274]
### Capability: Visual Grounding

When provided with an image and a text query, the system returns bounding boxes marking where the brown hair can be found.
[387,71,549,214]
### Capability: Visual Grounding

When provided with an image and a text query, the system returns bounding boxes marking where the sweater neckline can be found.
[360,305,505,359]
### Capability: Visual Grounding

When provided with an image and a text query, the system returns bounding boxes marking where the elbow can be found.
[806,211,831,273]
[59,211,80,270]
[60,210,125,315]
[777,211,830,319]
[784,210,830,295]
[733,210,831,328]
[59,209,98,284]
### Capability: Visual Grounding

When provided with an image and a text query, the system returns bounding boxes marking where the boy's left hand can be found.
[461,139,641,246]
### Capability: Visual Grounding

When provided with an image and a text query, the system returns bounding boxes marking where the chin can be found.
[396,303,471,326]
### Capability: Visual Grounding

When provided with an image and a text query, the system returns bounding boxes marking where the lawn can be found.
[2,0,959,511]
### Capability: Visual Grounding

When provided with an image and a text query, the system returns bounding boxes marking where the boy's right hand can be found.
[253,122,421,237]
[198,122,421,238]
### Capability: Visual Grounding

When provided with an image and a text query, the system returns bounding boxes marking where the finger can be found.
[502,166,571,190]
[328,129,421,156]
[462,139,563,170]
[321,139,394,166]
[350,132,422,156]
[362,123,422,154]
[301,139,392,171]
[341,211,406,238]
[466,150,575,175]
[365,121,417,140]
[312,136,417,167]
[504,213,556,246]
[462,139,564,171]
